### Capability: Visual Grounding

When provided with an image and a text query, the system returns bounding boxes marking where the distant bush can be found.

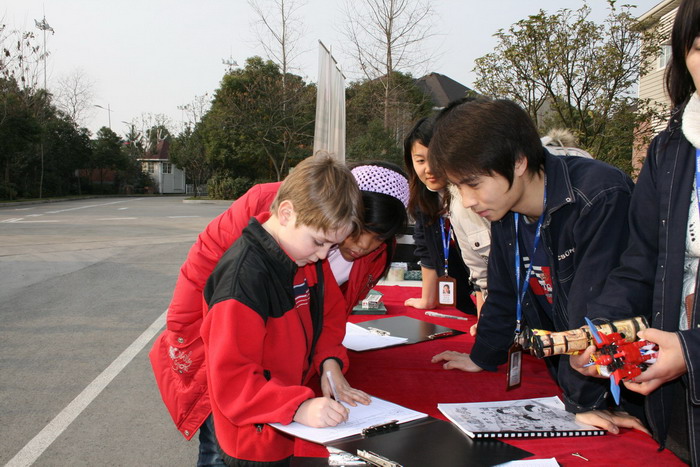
[207,173,253,200]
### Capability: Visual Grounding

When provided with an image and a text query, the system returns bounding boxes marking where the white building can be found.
[137,139,186,194]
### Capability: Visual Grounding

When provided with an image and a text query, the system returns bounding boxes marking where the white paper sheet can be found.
[342,322,408,351]
[269,396,427,444]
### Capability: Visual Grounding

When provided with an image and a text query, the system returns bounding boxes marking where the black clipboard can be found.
[328,417,532,467]
[356,315,464,345]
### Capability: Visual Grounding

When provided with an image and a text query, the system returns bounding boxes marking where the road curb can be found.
[182,199,232,205]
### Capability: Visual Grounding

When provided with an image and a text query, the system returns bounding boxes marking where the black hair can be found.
[402,116,446,222]
[347,160,408,277]
[430,98,544,187]
[665,0,700,107]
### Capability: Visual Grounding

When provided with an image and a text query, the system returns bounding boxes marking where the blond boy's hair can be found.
[271,154,362,235]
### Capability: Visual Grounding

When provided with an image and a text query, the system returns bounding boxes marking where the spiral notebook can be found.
[438,396,606,439]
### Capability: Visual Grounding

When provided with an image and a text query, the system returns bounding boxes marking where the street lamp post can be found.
[94,104,112,129]
[34,14,54,199]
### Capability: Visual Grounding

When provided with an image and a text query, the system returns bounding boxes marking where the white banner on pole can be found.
[313,41,346,162]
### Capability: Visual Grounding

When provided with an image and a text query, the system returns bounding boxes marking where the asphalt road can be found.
[0,196,231,467]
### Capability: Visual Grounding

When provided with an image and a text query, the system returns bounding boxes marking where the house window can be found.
[658,44,672,69]
[162,162,172,174]
[144,162,155,173]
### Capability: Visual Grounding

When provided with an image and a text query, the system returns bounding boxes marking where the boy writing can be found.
[201,155,361,466]
[428,98,646,433]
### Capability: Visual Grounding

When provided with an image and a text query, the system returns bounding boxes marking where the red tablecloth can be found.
[294,285,683,466]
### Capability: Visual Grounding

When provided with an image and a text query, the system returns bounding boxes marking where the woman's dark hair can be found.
[403,116,446,222]
[348,160,408,277]
[666,0,700,107]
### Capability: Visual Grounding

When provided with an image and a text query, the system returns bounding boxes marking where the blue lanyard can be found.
[513,182,547,335]
[439,217,452,277]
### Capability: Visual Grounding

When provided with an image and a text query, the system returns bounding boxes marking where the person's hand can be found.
[569,345,604,378]
[575,409,649,435]
[623,328,687,395]
[469,322,478,337]
[321,360,371,407]
[293,397,348,427]
[404,297,436,310]
[431,351,483,372]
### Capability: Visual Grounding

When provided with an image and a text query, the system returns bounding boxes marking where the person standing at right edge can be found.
[428,97,648,434]
[571,2,700,463]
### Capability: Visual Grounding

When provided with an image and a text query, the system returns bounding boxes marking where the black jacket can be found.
[591,111,700,464]
[471,151,635,412]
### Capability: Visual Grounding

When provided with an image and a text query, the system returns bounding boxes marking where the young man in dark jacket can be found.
[428,97,647,434]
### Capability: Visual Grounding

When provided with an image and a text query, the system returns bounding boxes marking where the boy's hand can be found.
[431,351,483,372]
[575,410,649,435]
[293,397,348,427]
[623,328,686,395]
[321,359,371,406]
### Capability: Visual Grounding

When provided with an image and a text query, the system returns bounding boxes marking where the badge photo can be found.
[437,276,456,307]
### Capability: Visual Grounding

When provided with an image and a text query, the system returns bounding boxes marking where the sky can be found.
[3,0,663,137]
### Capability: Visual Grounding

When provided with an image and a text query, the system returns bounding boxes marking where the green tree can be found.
[345,70,432,164]
[200,56,315,181]
[346,120,403,165]
[90,127,126,192]
[170,125,211,197]
[1,21,102,199]
[42,112,92,196]
[0,77,41,199]
[473,1,662,172]
[122,122,145,159]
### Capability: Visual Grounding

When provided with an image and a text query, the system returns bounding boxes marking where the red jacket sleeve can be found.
[201,299,315,426]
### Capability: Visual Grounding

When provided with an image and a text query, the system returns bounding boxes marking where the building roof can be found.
[638,0,678,21]
[415,72,473,108]
[137,139,172,162]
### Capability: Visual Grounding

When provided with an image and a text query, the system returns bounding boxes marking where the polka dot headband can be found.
[351,165,410,208]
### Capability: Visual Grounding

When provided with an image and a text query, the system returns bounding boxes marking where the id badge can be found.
[506,341,523,391]
[437,275,457,306]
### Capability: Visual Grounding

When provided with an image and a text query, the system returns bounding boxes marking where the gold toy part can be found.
[525,316,648,358]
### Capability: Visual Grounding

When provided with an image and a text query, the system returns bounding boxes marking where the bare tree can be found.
[131,113,174,156]
[248,0,307,80]
[0,23,43,95]
[53,68,95,126]
[177,93,211,129]
[341,0,435,129]
[247,2,311,177]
